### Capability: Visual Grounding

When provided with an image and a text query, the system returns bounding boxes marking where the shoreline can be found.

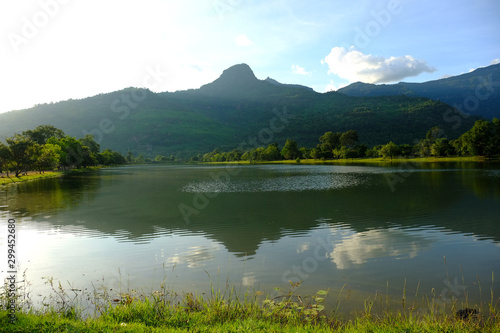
[200,156,497,166]
[1,283,497,332]
[0,167,102,186]
[0,171,63,186]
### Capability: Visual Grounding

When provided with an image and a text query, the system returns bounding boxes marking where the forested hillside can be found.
[0,64,480,159]
[338,64,500,119]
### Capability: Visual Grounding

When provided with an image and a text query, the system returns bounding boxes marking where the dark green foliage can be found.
[339,130,359,148]
[281,139,300,160]
[22,125,65,145]
[5,134,35,177]
[0,142,10,174]
[380,141,400,160]
[453,118,500,157]
[1,126,126,175]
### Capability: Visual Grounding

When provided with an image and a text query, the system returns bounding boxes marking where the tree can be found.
[281,139,300,160]
[299,147,310,159]
[263,143,281,161]
[155,155,167,162]
[80,134,100,154]
[365,147,380,158]
[47,136,84,169]
[319,131,341,157]
[99,149,115,165]
[6,134,35,177]
[125,151,135,163]
[340,147,358,159]
[399,144,414,157]
[35,144,61,172]
[113,151,127,165]
[456,120,494,156]
[426,126,444,142]
[0,142,11,175]
[81,146,98,167]
[492,118,500,156]
[23,125,65,145]
[339,130,359,148]
[431,138,453,157]
[416,139,432,157]
[310,147,321,159]
[135,153,145,164]
[380,141,400,160]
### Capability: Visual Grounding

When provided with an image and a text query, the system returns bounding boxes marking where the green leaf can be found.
[317,290,328,295]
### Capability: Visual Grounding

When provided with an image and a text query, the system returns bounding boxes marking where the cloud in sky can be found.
[291,64,311,75]
[491,59,500,65]
[0,1,498,113]
[322,47,436,84]
[234,34,254,47]
[323,80,348,92]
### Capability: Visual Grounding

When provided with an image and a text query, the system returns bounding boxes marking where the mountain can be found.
[0,64,480,159]
[338,64,500,119]
[264,77,314,92]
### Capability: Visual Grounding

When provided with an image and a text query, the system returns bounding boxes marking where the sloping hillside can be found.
[0,64,480,158]
[338,64,500,119]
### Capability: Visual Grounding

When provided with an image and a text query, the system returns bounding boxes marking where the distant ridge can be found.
[338,63,500,119]
[264,77,314,92]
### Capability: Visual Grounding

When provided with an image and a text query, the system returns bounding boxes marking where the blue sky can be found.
[1,0,499,113]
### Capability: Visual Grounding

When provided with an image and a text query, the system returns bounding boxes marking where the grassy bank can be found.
[201,156,495,166]
[0,167,103,186]
[0,171,63,186]
[1,279,498,332]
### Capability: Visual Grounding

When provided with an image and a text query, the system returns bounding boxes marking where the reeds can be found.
[1,269,499,332]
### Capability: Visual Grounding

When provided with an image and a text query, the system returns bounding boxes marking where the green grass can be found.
[1,277,499,332]
[0,167,103,186]
[0,171,63,186]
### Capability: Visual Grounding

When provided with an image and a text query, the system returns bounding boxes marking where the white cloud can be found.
[291,64,311,75]
[322,47,436,84]
[491,58,500,65]
[234,34,254,46]
[323,80,347,92]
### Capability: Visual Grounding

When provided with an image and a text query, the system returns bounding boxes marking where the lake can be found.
[1,162,500,315]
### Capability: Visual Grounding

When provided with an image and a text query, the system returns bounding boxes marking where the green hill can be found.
[0,64,480,159]
[338,64,500,119]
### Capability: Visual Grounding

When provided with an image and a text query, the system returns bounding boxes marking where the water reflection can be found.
[0,172,101,217]
[329,228,432,269]
[1,163,500,255]
[165,244,221,268]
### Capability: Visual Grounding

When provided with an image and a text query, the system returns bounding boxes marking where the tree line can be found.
[192,118,500,162]
[0,125,127,177]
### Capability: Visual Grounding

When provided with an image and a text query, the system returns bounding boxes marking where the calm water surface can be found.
[1,162,500,313]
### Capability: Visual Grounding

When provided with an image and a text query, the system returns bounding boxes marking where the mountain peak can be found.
[219,63,257,82]
[199,63,261,97]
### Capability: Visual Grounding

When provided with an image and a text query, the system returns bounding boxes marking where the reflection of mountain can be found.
[2,165,500,255]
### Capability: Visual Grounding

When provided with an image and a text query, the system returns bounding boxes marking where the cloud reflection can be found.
[166,245,221,268]
[242,272,257,287]
[330,228,432,269]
